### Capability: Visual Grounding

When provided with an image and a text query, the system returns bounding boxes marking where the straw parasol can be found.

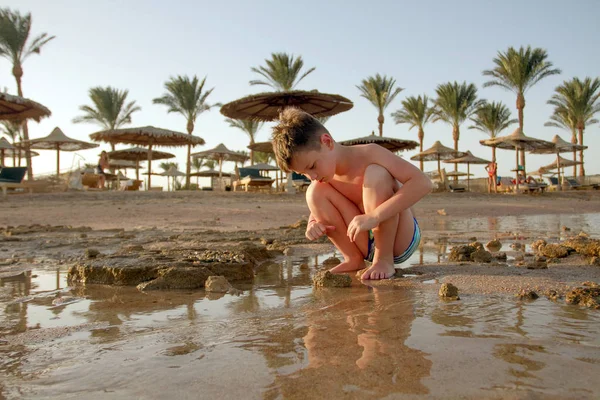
[248,141,274,154]
[20,127,99,177]
[480,128,554,192]
[220,90,353,121]
[191,143,249,178]
[339,131,419,153]
[530,135,587,190]
[443,151,490,191]
[107,147,174,181]
[410,141,467,179]
[539,155,582,171]
[1,147,39,164]
[0,92,51,122]
[189,169,229,178]
[160,165,186,191]
[0,137,15,166]
[89,126,204,188]
[445,171,473,177]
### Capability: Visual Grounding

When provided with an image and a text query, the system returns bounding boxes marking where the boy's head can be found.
[271,108,330,173]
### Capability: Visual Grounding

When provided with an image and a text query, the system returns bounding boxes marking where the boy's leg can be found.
[360,165,399,280]
[306,182,369,273]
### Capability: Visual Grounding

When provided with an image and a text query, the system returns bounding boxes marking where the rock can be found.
[283,247,294,256]
[494,252,507,261]
[486,239,502,252]
[561,225,571,232]
[288,219,308,229]
[516,290,539,300]
[538,244,571,258]
[468,237,478,242]
[471,249,492,263]
[439,283,459,299]
[85,248,100,259]
[260,237,274,245]
[137,266,211,291]
[510,243,525,251]
[204,276,232,293]
[322,256,341,267]
[565,286,600,309]
[469,242,484,251]
[312,271,352,288]
[582,281,599,287]
[563,236,600,257]
[526,261,548,270]
[545,289,561,301]
[590,257,600,266]
[531,239,547,252]
[299,263,309,270]
[449,245,477,262]
[534,255,547,263]
[514,254,524,262]
[437,209,447,216]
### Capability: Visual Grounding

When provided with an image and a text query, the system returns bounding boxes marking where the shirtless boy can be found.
[271,108,433,280]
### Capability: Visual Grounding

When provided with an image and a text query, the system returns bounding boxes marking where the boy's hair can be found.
[271,108,329,172]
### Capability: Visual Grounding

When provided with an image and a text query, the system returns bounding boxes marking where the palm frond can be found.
[392,95,433,131]
[468,101,517,138]
[73,86,141,130]
[249,53,316,91]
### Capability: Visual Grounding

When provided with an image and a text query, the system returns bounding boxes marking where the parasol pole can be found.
[515,145,520,192]
[467,163,471,191]
[556,152,562,191]
[1,149,4,166]
[147,141,153,189]
[135,158,140,181]
[56,143,61,179]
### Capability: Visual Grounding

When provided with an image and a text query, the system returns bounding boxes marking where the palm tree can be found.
[250,52,315,91]
[0,8,55,180]
[225,118,264,165]
[544,108,578,177]
[153,75,219,188]
[483,46,561,168]
[1,121,22,165]
[391,95,434,170]
[356,74,403,136]
[469,101,517,188]
[547,77,600,177]
[192,156,204,186]
[159,161,178,191]
[254,151,275,165]
[73,86,141,151]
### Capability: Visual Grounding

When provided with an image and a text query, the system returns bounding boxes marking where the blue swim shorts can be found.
[364,218,421,265]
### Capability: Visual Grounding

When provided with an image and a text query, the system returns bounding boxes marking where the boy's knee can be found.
[363,164,393,189]
[306,182,331,205]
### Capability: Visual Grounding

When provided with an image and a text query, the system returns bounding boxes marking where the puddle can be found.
[1,213,600,398]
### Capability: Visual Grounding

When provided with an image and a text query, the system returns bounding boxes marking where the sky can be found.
[2,0,600,189]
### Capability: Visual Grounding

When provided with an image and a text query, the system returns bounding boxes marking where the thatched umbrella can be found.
[410,141,466,179]
[339,131,419,153]
[191,143,248,178]
[445,171,473,177]
[443,151,491,191]
[89,126,204,188]
[107,147,174,181]
[20,127,99,178]
[248,141,274,154]
[480,128,554,192]
[0,92,51,122]
[160,165,186,191]
[530,135,587,190]
[1,146,39,165]
[0,137,14,166]
[539,155,582,172]
[220,90,353,121]
[189,168,233,189]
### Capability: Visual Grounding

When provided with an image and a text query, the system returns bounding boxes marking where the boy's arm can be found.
[367,145,433,224]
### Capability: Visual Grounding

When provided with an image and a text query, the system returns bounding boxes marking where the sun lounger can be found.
[233,167,274,192]
[497,177,515,193]
[0,167,31,196]
[291,172,310,191]
[81,173,102,189]
[448,183,466,193]
[563,177,599,190]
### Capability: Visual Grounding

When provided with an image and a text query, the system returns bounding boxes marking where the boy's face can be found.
[289,134,336,183]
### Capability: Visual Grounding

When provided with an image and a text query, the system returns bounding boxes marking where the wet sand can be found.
[1,190,600,399]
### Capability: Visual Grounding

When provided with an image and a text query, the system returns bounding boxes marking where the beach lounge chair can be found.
[497,177,515,193]
[233,167,274,192]
[291,172,310,191]
[448,183,466,192]
[546,177,560,191]
[0,167,31,196]
[563,177,599,190]
[81,173,102,189]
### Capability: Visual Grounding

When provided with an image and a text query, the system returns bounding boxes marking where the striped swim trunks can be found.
[364,218,421,265]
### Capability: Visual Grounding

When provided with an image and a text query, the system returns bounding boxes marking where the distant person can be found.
[485,161,497,193]
[96,151,110,189]
[271,108,432,280]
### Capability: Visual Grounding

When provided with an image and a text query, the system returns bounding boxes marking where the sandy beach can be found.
[1,190,600,399]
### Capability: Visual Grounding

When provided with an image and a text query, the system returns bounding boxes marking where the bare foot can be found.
[361,261,396,280]
[329,259,366,273]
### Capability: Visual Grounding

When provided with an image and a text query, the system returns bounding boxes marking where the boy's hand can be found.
[347,214,378,242]
[306,220,335,241]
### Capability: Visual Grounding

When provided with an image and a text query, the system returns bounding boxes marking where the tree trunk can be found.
[492,146,498,193]
[14,64,34,181]
[418,128,424,171]
[377,113,384,137]
[250,139,255,166]
[578,127,585,177]
[517,93,526,170]
[186,120,195,189]
[452,125,459,182]
[571,130,577,178]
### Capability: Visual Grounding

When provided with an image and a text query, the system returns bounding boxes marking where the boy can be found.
[272,108,433,280]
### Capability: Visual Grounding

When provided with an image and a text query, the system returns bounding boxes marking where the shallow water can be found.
[1,213,600,399]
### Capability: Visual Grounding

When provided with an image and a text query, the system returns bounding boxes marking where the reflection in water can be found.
[1,212,600,398]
